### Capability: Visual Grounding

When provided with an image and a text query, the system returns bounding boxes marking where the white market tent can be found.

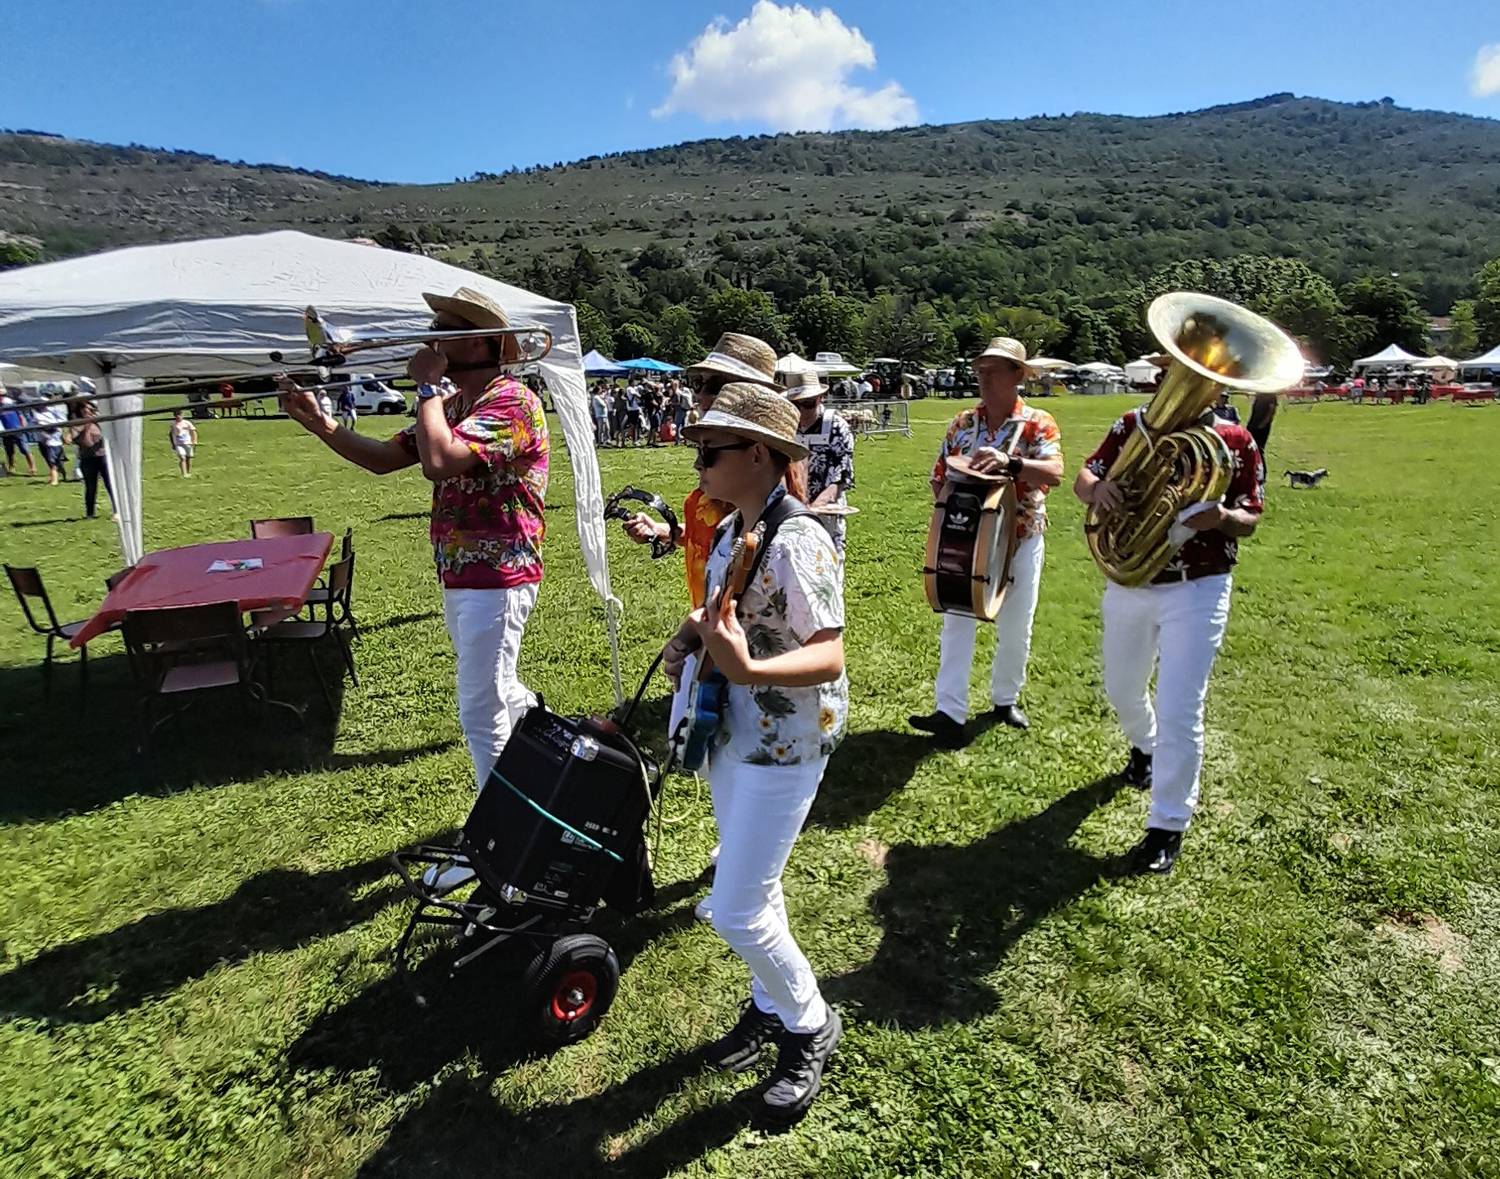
[776,351,813,373]
[1076,361,1126,375]
[1459,344,1500,372]
[0,230,624,693]
[1411,355,1457,371]
[1352,343,1424,369]
[1123,358,1162,385]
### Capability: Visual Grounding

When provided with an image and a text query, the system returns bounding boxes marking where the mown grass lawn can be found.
[1,395,1497,1178]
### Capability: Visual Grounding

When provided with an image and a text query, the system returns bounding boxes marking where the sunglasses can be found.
[695,440,755,467]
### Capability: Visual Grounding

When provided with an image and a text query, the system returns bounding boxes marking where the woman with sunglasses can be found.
[663,382,847,1127]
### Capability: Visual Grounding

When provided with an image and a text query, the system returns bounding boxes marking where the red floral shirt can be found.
[1084,409,1265,581]
[932,399,1063,539]
[396,375,549,589]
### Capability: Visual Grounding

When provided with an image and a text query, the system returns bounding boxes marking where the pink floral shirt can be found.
[396,375,549,589]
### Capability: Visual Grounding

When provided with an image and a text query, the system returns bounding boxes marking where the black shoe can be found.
[907,710,966,748]
[704,1001,784,1073]
[761,1007,843,1126]
[1127,828,1182,875]
[1120,747,1153,790]
[990,703,1029,730]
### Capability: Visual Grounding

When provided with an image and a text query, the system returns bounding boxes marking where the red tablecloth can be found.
[71,533,333,646]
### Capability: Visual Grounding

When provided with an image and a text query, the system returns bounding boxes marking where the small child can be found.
[169,409,198,477]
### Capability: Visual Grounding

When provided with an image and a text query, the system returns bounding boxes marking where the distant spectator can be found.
[73,401,118,520]
[1,385,37,476]
[29,393,68,485]
[169,409,198,477]
[337,383,359,431]
[1214,391,1241,425]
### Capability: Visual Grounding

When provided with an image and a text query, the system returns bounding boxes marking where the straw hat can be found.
[686,332,779,388]
[683,382,808,460]
[974,336,1034,377]
[421,285,519,363]
[780,368,827,403]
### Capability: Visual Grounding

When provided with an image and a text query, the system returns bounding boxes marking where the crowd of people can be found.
[0,380,124,518]
[589,376,695,446]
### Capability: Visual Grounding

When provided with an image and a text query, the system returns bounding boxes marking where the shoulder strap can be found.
[744,493,815,588]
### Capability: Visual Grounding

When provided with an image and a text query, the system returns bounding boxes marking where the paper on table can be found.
[208,558,264,573]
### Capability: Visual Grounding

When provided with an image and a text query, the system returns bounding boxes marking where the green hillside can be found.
[5,94,1500,363]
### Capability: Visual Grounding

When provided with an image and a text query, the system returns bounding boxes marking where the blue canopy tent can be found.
[617,357,683,373]
[582,349,629,377]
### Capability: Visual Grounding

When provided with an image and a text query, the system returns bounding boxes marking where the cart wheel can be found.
[520,933,619,1045]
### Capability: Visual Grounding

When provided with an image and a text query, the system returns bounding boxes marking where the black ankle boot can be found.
[704,1001,784,1073]
[761,1008,843,1125]
[1128,827,1182,875]
[1120,747,1152,790]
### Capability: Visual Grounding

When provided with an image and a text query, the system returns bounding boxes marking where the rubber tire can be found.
[520,933,619,1045]
[377,403,396,415]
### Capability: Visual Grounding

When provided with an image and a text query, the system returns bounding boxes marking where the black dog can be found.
[1285,468,1329,489]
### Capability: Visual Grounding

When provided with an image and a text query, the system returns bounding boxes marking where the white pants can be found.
[708,754,829,1034]
[934,533,1045,722]
[442,584,539,788]
[1101,574,1233,832]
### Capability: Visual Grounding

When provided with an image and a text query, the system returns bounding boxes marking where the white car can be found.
[347,374,407,415]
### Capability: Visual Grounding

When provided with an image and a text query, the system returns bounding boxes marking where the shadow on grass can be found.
[374,510,429,523]
[0,649,446,824]
[811,728,945,829]
[0,845,419,1025]
[355,1060,753,1178]
[293,879,754,1176]
[826,775,1127,1028]
[358,610,441,635]
[7,515,83,528]
[286,877,699,1091]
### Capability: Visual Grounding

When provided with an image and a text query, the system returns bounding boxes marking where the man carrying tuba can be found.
[1073,391,1266,875]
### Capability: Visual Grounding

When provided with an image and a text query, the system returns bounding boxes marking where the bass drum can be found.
[922,468,1019,622]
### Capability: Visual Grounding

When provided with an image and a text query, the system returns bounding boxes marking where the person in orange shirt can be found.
[621,333,781,606]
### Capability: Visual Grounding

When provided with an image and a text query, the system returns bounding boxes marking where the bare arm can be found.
[413,396,483,482]
[279,382,414,475]
[741,629,844,688]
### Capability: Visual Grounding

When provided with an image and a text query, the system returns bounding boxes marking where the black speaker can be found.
[460,706,650,913]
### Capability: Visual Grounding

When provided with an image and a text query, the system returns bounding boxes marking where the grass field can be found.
[1,396,1497,1178]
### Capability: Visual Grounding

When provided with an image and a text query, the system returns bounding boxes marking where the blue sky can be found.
[2,0,1496,183]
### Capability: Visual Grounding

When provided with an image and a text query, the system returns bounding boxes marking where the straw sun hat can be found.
[421,285,520,364]
[780,368,827,403]
[683,382,809,461]
[974,336,1035,377]
[685,332,780,387]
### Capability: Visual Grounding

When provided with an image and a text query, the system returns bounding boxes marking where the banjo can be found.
[922,427,1023,623]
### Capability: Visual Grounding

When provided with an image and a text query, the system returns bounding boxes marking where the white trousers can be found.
[708,754,829,1034]
[442,584,539,788]
[934,533,1045,722]
[1101,574,1232,832]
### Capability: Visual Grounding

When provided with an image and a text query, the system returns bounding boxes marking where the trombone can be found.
[0,305,554,439]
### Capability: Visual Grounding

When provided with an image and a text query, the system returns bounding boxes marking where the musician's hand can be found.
[623,513,663,544]
[970,446,1004,474]
[662,633,692,687]
[277,377,331,434]
[698,593,754,684]
[1091,478,1124,514]
[406,345,448,387]
[1182,501,1229,531]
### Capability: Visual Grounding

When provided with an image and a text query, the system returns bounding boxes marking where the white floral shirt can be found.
[704,507,848,767]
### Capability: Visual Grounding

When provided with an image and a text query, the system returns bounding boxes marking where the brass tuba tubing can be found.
[1085,292,1301,587]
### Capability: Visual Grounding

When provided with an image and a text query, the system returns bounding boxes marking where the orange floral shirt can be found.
[681,487,726,608]
[932,398,1062,540]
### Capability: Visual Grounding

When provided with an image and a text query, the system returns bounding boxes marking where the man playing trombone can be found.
[279,286,549,789]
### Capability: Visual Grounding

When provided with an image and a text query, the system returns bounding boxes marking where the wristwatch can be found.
[1006,454,1024,478]
[417,383,444,401]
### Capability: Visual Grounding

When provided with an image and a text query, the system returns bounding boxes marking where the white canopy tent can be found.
[1123,358,1162,386]
[776,351,813,373]
[0,230,624,695]
[1460,344,1500,372]
[1353,343,1424,369]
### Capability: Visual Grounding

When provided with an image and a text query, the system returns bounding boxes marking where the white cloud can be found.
[653,1,918,132]
[1473,43,1500,97]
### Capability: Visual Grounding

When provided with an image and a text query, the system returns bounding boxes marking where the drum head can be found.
[972,481,1018,621]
